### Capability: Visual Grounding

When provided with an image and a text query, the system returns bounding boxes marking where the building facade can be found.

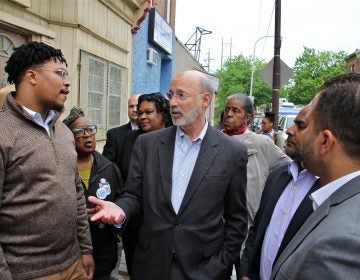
[0,0,146,147]
[0,0,217,147]
[346,49,360,72]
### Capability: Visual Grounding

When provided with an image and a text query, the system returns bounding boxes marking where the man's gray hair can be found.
[199,73,215,95]
[226,93,254,115]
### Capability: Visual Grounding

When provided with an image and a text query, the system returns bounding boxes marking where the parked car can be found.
[249,113,264,134]
[275,114,297,150]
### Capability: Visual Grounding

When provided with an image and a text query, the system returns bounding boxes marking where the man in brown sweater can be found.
[0,41,94,279]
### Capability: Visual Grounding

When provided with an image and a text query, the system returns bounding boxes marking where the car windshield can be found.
[285,116,296,129]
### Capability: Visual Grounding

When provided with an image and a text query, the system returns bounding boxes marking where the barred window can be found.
[80,51,127,139]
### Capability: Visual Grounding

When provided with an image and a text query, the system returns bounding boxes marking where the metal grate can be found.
[81,51,127,138]
[88,57,106,128]
[108,65,122,127]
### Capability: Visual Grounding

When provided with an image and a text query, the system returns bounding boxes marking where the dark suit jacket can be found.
[271,175,360,280]
[239,163,321,279]
[239,163,292,279]
[102,122,132,168]
[116,125,248,280]
[119,129,144,181]
[117,129,144,274]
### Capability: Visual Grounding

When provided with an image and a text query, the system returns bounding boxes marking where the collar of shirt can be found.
[22,107,56,136]
[288,161,317,183]
[310,170,360,210]
[130,121,138,130]
[176,119,208,143]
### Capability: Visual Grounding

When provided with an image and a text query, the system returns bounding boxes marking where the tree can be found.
[285,47,347,105]
[216,54,272,112]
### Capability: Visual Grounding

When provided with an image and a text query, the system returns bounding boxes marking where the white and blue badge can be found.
[96,178,111,199]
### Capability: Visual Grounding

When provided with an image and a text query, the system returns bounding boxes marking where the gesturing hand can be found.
[88,196,125,225]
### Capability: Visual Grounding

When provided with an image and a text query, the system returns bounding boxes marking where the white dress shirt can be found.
[310,170,360,210]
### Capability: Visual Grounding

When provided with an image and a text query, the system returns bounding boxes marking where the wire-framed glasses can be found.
[33,68,69,79]
[166,90,203,101]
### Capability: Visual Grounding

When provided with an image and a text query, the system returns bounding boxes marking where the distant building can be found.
[132,0,218,124]
[346,49,360,72]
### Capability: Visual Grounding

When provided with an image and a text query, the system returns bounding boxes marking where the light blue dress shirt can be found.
[22,107,56,137]
[171,121,208,213]
[260,162,317,280]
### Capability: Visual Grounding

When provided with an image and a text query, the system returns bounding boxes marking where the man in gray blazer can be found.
[89,70,248,280]
[271,73,360,280]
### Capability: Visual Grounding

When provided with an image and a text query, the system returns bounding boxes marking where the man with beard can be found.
[271,73,360,280]
[88,70,249,280]
[238,106,320,280]
[0,41,94,279]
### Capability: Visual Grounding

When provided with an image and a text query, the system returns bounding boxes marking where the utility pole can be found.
[249,35,275,98]
[272,0,281,131]
[202,49,214,72]
[220,37,232,70]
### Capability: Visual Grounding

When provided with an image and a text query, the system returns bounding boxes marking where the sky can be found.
[175,0,360,73]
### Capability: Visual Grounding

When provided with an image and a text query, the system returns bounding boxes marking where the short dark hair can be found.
[137,93,173,127]
[5,41,67,85]
[313,73,360,158]
[264,111,275,123]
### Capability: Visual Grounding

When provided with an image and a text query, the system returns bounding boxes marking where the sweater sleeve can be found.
[75,172,93,254]
[0,151,13,279]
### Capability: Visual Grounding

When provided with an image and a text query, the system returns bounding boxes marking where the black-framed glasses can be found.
[71,125,97,137]
[33,68,69,79]
[166,91,203,101]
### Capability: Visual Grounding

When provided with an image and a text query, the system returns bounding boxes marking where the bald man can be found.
[88,70,248,280]
[103,94,140,168]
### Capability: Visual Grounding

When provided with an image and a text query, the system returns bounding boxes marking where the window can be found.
[80,51,127,139]
[0,34,15,58]
[0,34,15,87]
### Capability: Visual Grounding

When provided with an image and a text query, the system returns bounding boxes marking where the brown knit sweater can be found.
[0,93,92,279]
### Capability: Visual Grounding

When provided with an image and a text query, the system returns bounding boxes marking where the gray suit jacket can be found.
[271,175,360,280]
[116,125,248,280]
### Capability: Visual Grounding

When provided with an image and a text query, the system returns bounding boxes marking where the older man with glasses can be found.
[87,70,248,280]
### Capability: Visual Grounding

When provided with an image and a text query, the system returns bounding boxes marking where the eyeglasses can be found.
[138,109,156,117]
[33,68,69,79]
[71,125,97,137]
[166,91,203,101]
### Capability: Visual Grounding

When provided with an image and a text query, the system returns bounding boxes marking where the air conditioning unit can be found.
[147,48,158,66]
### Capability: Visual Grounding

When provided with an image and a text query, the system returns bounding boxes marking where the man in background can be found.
[102,94,139,168]
[0,41,93,279]
[271,73,360,279]
[239,106,319,280]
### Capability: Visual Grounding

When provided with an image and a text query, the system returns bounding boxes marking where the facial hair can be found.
[171,98,202,126]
